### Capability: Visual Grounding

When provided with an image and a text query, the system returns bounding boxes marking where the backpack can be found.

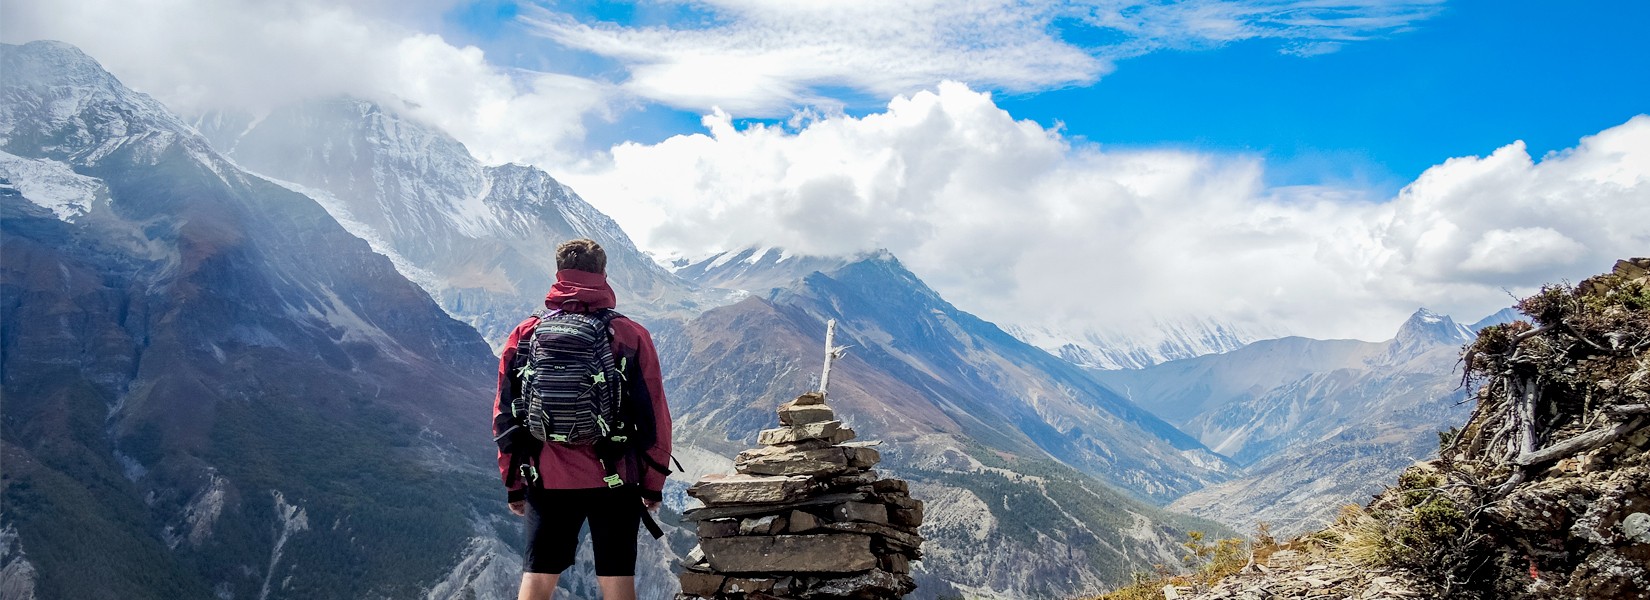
[511,308,626,446]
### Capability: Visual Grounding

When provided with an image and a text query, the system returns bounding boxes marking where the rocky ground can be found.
[1109,258,1650,600]
[1167,548,1428,600]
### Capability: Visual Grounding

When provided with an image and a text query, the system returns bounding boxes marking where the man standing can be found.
[492,238,673,600]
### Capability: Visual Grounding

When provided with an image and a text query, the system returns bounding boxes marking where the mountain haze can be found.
[192,98,721,347]
[1095,308,1479,534]
[0,40,521,599]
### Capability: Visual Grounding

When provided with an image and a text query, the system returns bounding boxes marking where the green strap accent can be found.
[591,371,606,384]
[547,434,569,443]
[603,474,623,488]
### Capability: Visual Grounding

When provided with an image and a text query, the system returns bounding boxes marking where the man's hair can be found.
[556,238,607,274]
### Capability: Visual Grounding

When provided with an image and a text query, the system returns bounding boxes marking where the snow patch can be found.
[255,174,444,293]
[0,150,107,221]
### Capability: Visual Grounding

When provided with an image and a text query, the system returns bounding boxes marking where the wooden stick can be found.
[819,319,837,396]
[1515,416,1647,467]
[1602,404,1650,417]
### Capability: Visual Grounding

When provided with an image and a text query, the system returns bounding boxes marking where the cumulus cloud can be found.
[564,84,1650,341]
[0,0,613,166]
[523,0,1444,114]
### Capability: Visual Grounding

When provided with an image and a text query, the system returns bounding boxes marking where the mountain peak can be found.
[1392,307,1474,352]
[2,41,201,163]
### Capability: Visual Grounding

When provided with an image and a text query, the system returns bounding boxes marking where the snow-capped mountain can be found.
[674,246,856,294]
[0,40,531,599]
[1094,307,1486,534]
[1008,316,1281,371]
[192,98,720,347]
[1470,306,1521,331]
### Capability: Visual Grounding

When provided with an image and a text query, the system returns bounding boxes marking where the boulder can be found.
[689,474,815,505]
[699,519,740,539]
[879,552,911,575]
[779,404,837,426]
[831,501,889,525]
[791,392,826,406]
[829,471,879,489]
[684,492,870,522]
[739,514,787,535]
[821,521,924,550]
[737,447,853,476]
[789,510,823,533]
[757,421,855,446]
[890,504,924,528]
[845,445,881,468]
[679,572,725,597]
[871,479,908,495]
[702,533,877,573]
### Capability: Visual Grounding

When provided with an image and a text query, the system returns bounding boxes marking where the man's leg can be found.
[588,488,643,600]
[519,573,559,600]
[521,488,582,600]
[596,576,635,600]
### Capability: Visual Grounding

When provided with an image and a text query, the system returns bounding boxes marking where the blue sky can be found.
[442,0,1648,193]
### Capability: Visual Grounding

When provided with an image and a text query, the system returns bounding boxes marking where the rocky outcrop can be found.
[678,392,923,599]
[1159,259,1650,600]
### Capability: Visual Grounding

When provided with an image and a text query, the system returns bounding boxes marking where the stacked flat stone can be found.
[677,392,924,600]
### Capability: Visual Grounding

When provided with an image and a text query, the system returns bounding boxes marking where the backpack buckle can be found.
[603,474,623,488]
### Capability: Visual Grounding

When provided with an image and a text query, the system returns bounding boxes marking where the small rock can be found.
[722,577,774,594]
[790,391,826,406]
[830,501,890,525]
[1622,512,1650,543]
[739,514,786,535]
[678,571,725,597]
[698,519,740,538]
[788,510,822,533]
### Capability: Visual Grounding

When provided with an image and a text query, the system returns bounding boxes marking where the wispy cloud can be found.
[523,0,1445,114]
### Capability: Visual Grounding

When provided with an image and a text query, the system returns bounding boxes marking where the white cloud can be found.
[564,84,1650,341]
[0,0,614,166]
[523,0,1444,115]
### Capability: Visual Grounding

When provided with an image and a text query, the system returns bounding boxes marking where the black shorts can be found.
[523,487,642,576]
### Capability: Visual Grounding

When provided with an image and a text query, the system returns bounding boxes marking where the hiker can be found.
[492,238,674,600]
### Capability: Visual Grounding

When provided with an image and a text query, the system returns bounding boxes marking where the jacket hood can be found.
[545,269,617,312]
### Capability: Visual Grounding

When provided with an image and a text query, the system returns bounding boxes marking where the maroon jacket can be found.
[493,269,672,502]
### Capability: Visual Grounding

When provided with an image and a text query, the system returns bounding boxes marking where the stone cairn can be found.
[676,390,924,599]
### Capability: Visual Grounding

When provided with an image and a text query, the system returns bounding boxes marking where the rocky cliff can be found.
[1156,259,1650,600]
